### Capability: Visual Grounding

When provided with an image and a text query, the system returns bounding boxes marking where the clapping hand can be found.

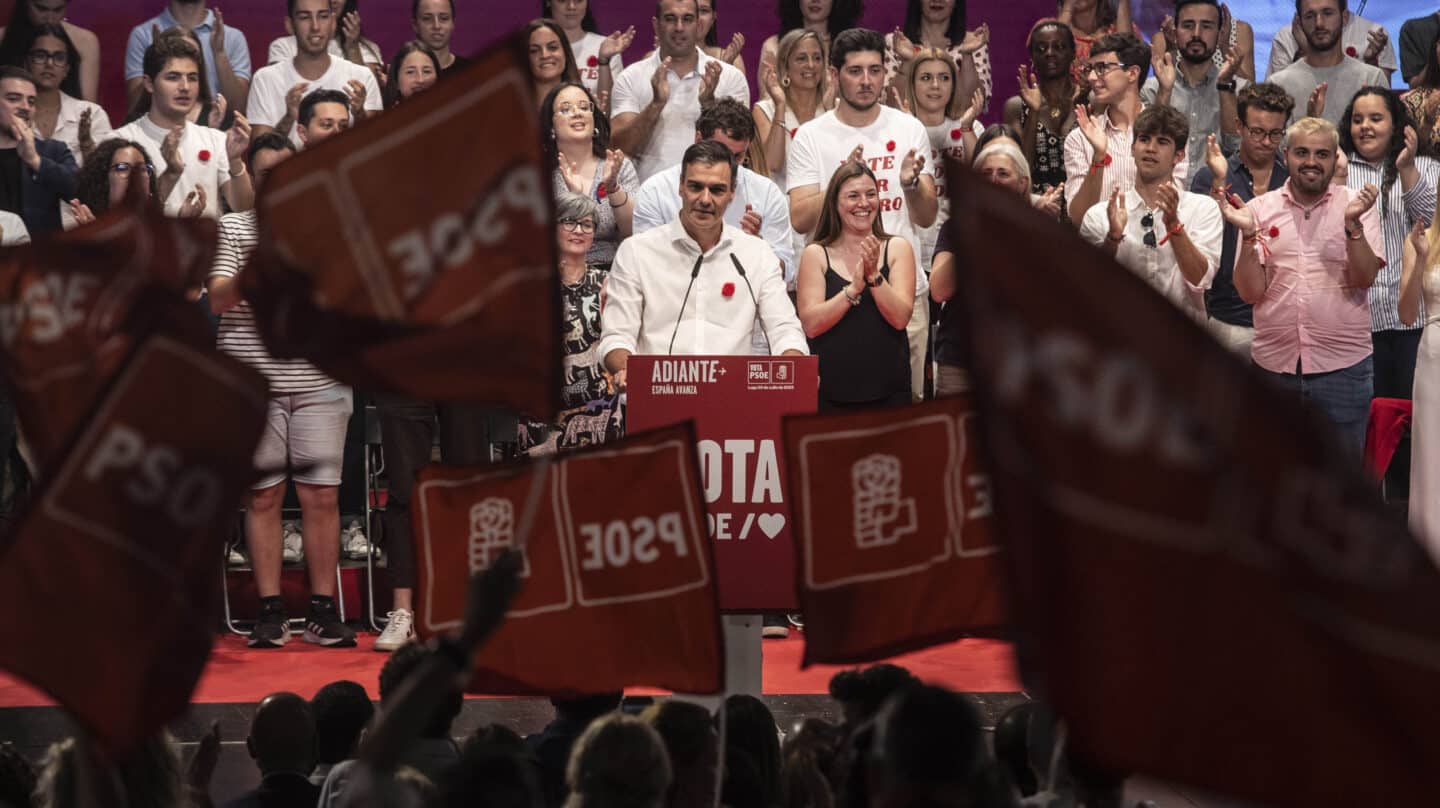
[899,148,925,188]
[1156,182,1181,230]
[67,199,96,226]
[556,151,587,194]
[740,203,762,236]
[225,112,251,162]
[1398,125,1418,172]
[761,65,785,107]
[209,92,228,129]
[957,87,985,130]
[345,78,367,116]
[1033,184,1063,217]
[859,234,882,285]
[600,148,624,194]
[651,57,673,106]
[1363,27,1388,64]
[887,84,912,116]
[720,32,745,65]
[891,28,917,62]
[160,125,185,176]
[178,184,207,218]
[698,60,723,106]
[1106,187,1127,240]
[1075,103,1107,156]
[1345,182,1379,222]
[1205,134,1228,190]
[599,26,635,61]
[959,23,989,54]
[1307,82,1327,118]
[1213,186,1256,234]
[1017,65,1043,111]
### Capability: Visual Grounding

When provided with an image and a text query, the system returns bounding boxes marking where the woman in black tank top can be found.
[795,161,915,411]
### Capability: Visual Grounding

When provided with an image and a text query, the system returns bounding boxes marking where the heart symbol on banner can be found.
[757,513,786,539]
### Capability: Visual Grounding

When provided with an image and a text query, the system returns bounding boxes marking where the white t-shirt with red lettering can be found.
[569,32,623,95]
[787,105,936,295]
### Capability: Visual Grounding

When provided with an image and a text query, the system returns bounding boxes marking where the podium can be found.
[627,355,819,612]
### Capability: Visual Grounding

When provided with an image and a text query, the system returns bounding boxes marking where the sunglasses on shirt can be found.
[1141,212,1157,248]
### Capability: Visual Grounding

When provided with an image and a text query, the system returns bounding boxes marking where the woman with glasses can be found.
[541,81,636,271]
[1056,0,1137,75]
[66,138,202,227]
[796,161,915,412]
[0,0,99,102]
[18,23,106,168]
[517,191,623,454]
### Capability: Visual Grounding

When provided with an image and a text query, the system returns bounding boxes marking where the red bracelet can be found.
[1157,222,1184,246]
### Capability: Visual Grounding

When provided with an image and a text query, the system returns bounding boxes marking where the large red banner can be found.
[0,206,216,473]
[944,168,1440,806]
[413,423,724,695]
[0,333,267,755]
[626,355,819,611]
[782,396,1006,665]
[244,35,560,417]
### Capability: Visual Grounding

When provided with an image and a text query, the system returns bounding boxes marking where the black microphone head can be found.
[729,254,747,276]
[691,253,704,278]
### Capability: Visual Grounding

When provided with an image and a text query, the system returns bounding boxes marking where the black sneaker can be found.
[303,600,357,648]
[248,601,290,648]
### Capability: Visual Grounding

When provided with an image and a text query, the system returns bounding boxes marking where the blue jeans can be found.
[1256,356,1373,462]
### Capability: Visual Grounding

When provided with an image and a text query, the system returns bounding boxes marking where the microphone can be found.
[729,254,759,307]
[668,253,705,355]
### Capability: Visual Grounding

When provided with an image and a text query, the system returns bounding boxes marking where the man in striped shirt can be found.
[207,125,356,650]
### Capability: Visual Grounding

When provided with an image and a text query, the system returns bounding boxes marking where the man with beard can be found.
[1268,0,1396,82]
[1190,82,1294,355]
[1216,116,1383,458]
[788,27,936,402]
[1269,0,1387,128]
[1080,105,1222,321]
[611,0,748,183]
[0,66,73,236]
[124,0,252,113]
[246,0,381,144]
[1141,0,1244,178]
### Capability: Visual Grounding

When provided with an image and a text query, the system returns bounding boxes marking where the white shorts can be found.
[252,385,354,490]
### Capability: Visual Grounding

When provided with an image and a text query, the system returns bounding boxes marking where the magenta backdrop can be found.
[0,0,1057,126]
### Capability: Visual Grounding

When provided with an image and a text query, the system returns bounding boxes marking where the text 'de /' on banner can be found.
[782,395,1006,666]
[0,330,267,756]
[413,422,724,696]
[943,166,1440,807]
[244,33,560,418]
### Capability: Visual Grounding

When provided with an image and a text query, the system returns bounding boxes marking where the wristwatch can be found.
[1215,80,1237,92]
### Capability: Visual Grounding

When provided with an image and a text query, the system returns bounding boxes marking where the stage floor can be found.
[0,634,1020,707]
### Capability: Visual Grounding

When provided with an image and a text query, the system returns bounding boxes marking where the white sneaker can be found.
[374,608,415,652]
[343,519,370,559]
[281,521,304,564]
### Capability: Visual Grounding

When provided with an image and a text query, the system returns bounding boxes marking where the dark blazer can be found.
[221,771,321,808]
[14,138,77,236]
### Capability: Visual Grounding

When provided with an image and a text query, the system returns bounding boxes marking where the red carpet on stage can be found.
[0,635,1019,706]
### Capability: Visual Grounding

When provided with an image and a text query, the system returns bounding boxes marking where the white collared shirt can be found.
[632,164,796,284]
[110,117,231,219]
[1063,107,1189,220]
[597,220,809,359]
[610,48,749,183]
[1079,182,1222,319]
[50,92,111,168]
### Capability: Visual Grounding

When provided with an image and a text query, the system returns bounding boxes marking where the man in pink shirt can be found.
[1217,115,1383,458]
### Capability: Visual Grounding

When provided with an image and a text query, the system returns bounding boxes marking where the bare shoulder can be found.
[65,22,100,49]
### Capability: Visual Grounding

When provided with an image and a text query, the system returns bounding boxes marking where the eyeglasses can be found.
[1079,61,1126,77]
[1244,126,1287,143]
[110,162,154,176]
[555,102,593,117]
[25,49,68,66]
[1141,212,1157,248]
[559,219,595,233]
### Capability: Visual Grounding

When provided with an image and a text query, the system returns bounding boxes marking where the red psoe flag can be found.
[943,168,1440,806]
[244,34,560,418]
[0,206,216,472]
[414,423,724,695]
[0,333,267,756]
[782,396,1005,666]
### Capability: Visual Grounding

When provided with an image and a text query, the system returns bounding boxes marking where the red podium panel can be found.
[627,355,819,611]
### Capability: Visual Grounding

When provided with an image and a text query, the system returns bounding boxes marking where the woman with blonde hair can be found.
[797,161,915,411]
[1401,217,1440,562]
[900,46,983,271]
[753,29,830,197]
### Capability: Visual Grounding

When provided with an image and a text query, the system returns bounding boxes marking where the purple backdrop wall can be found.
[0,0,1056,126]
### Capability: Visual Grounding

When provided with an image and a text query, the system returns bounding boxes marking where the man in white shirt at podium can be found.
[599,139,808,389]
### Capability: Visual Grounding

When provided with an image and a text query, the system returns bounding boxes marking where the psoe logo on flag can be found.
[852,454,918,548]
[469,497,532,578]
